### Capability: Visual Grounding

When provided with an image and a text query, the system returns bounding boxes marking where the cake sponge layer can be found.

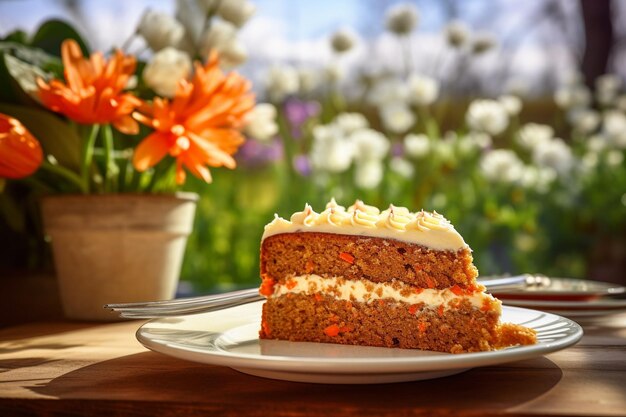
[260,293,534,353]
[261,232,478,290]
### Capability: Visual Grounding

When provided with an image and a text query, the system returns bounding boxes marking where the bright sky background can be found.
[0,0,625,95]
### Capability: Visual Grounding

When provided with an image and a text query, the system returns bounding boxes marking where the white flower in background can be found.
[615,95,626,112]
[137,9,185,52]
[216,0,256,28]
[310,125,354,173]
[471,32,497,55]
[466,99,509,136]
[435,140,455,162]
[298,68,319,94]
[554,84,591,109]
[458,132,492,155]
[517,123,554,151]
[569,108,600,134]
[586,134,608,153]
[266,65,299,102]
[215,38,247,68]
[390,157,414,178]
[582,152,599,172]
[380,103,416,134]
[335,113,369,135]
[355,159,384,189]
[330,28,357,53]
[595,74,622,105]
[606,150,624,167]
[196,0,219,13]
[445,20,469,48]
[142,47,192,97]
[385,3,419,36]
[367,78,409,106]
[520,166,556,193]
[480,149,524,184]
[532,138,574,177]
[243,103,278,141]
[602,110,626,149]
[404,133,430,158]
[324,63,344,83]
[199,19,247,68]
[407,74,439,106]
[351,129,390,161]
[563,70,584,86]
[498,95,522,116]
[467,131,492,149]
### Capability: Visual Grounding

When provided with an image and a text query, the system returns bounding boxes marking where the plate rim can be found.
[489,277,625,297]
[136,303,583,375]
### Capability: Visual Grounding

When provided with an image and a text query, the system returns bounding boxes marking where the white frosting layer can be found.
[262,199,467,251]
[270,274,501,313]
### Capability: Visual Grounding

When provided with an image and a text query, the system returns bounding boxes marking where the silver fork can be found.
[105,274,549,318]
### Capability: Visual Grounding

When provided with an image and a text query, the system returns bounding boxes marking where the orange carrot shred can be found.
[259,274,276,296]
[314,293,323,302]
[418,322,428,333]
[425,276,435,289]
[437,304,444,317]
[286,279,297,290]
[324,324,340,337]
[339,252,355,264]
[408,304,419,315]
[450,284,464,296]
[261,320,271,337]
[305,259,315,274]
[414,287,424,294]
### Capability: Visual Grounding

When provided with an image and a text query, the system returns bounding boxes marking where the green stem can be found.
[41,161,85,192]
[102,124,118,193]
[80,124,100,194]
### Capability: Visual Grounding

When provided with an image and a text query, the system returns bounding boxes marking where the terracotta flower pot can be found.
[40,193,198,321]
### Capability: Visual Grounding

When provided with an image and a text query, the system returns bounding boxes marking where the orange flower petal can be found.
[113,115,139,135]
[133,132,171,171]
[0,114,43,179]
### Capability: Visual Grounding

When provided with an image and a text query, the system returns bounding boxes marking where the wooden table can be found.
[0,312,625,417]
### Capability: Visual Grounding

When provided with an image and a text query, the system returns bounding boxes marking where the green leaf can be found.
[0,103,82,172]
[3,54,48,106]
[1,30,29,45]
[31,19,90,57]
[0,43,63,104]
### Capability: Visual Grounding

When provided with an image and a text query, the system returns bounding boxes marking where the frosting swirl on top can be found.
[262,200,468,251]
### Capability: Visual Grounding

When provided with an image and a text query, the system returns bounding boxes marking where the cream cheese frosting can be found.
[262,199,467,251]
[270,274,501,313]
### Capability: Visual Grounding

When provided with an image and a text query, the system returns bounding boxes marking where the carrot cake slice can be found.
[258,199,536,353]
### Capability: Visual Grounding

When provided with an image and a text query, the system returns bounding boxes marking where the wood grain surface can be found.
[0,313,625,417]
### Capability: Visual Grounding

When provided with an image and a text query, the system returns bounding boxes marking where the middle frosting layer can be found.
[270,274,501,313]
[262,199,468,251]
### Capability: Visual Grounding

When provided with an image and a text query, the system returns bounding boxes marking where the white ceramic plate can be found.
[490,277,625,301]
[501,298,626,318]
[136,302,582,384]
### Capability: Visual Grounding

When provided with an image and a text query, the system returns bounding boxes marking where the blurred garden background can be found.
[1,0,626,293]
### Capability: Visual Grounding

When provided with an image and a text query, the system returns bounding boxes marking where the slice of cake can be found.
[258,199,536,354]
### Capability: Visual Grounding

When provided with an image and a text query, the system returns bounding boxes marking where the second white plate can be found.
[136,302,582,384]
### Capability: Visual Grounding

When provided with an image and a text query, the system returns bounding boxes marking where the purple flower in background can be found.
[293,154,312,177]
[236,138,284,168]
[391,142,405,158]
[284,99,321,138]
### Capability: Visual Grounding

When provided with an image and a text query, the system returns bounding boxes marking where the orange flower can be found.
[0,114,43,179]
[37,39,142,134]
[133,52,254,184]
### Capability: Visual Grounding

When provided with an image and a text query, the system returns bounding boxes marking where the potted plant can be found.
[0,20,262,320]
